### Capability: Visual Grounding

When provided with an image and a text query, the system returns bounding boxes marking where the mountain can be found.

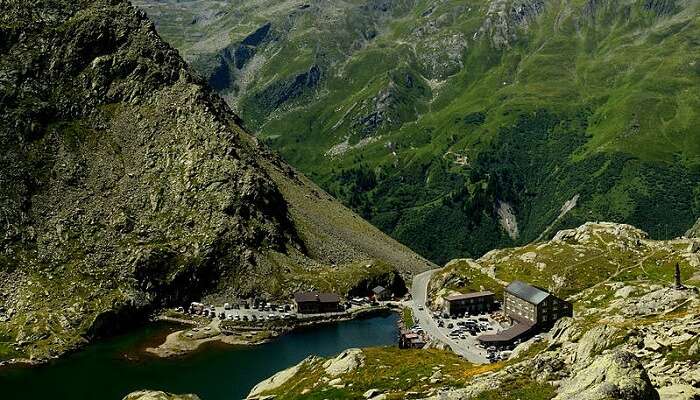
[0,0,432,363]
[134,0,700,264]
[240,222,700,400]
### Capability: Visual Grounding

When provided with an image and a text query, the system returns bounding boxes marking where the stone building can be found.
[479,281,572,349]
[503,280,572,326]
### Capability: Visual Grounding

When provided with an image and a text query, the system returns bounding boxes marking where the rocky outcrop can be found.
[249,64,321,117]
[479,0,546,48]
[248,357,309,398]
[686,218,700,238]
[554,350,659,400]
[323,348,364,376]
[208,22,273,91]
[123,391,200,400]
[552,222,648,244]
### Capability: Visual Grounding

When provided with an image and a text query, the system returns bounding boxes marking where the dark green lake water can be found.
[0,313,398,400]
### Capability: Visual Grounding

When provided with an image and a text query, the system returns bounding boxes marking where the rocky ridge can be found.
[0,0,431,363]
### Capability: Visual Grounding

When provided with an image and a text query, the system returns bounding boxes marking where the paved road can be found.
[410,269,489,364]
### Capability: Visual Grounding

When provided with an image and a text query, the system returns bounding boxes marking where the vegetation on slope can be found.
[430,222,700,302]
[0,0,431,363]
[136,0,700,264]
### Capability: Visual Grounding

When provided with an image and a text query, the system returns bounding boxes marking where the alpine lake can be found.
[0,313,399,400]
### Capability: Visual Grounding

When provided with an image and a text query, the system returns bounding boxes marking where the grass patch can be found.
[402,307,414,328]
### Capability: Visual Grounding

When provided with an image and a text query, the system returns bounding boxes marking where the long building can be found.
[293,292,341,314]
[444,291,496,316]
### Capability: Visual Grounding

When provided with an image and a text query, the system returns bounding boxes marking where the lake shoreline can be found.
[0,314,400,400]
[0,306,398,370]
[146,306,396,359]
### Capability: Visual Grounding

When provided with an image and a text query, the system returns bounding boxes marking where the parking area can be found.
[178,301,295,324]
[411,307,511,363]
[432,311,512,362]
[178,297,379,325]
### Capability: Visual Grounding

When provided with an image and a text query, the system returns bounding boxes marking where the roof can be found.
[446,291,494,301]
[294,292,341,303]
[318,293,341,303]
[505,281,550,305]
[478,322,535,344]
[372,286,388,294]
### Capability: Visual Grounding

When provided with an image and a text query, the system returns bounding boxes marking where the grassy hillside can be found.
[136,0,700,264]
[429,222,700,302]
[0,0,431,363]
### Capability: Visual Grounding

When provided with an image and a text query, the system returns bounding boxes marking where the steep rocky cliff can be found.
[0,0,432,363]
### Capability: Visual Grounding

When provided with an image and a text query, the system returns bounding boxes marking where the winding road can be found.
[410,269,489,364]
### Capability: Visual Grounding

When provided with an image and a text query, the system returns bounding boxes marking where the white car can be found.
[418,305,424,311]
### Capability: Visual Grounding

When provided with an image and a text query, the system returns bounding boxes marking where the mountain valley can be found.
[135,0,700,263]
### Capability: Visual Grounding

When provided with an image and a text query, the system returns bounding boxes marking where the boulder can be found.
[554,350,659,400]
[248,359,304,398]
[550,317,580,345]
[323,348,364,376]
[615,286,637,299]
[644,336,663,352]
[688,339,699,358]
[575,325,620,364]
[364,388,382,398]
[429,370,443,384]
[520,252,537,262]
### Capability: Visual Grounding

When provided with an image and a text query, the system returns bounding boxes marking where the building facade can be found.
[399,330,426,349]
[372,286,391,301]
[503,281,572,326]
[293,292,341,314]
[478,281,572,349]
[445,291,496,316]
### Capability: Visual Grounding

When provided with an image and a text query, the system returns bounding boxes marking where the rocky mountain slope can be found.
[135,0,700,264]
[0,0,432,363]
[242,222,700,400]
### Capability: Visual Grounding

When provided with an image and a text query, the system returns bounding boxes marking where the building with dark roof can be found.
[477,281,572,349]
[478,320,534,348]
[293,292,341,314]
[503,281,572,326]
[444,291,496,316]
[372,285,391,301]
